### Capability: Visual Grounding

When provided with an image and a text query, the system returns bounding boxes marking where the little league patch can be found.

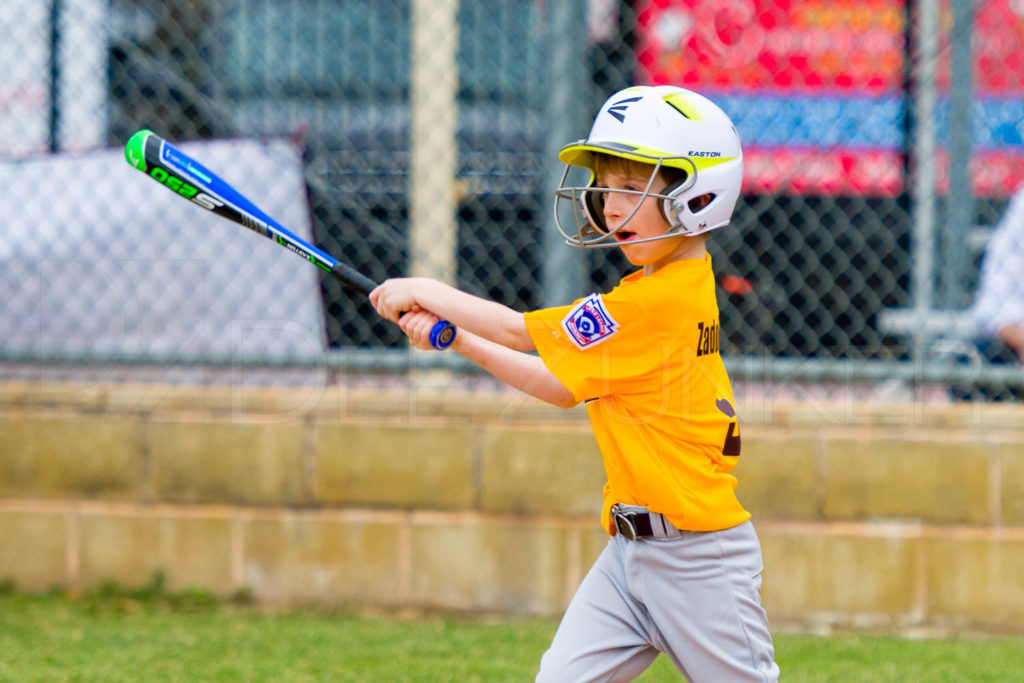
[562,294,619,349]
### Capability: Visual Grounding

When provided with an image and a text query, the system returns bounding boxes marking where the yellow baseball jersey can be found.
[524,254,749,533]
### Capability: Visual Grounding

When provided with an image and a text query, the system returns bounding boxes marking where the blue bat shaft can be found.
[124,129,456,350]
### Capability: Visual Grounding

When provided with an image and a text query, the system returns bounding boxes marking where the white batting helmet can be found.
[554,85,743,248]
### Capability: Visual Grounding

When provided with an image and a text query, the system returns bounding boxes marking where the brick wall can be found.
[1,380,1023,635]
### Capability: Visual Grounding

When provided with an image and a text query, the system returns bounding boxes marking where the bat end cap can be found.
[125,129,158,171]
[430,322,457,350]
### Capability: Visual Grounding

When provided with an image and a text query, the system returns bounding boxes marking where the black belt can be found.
[611,504,662,541]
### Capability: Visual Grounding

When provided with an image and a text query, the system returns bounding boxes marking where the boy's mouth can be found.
[613,229,636,242]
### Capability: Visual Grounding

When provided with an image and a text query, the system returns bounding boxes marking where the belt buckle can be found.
[612,507,638,541]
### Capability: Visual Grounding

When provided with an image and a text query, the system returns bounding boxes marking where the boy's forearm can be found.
[412,279,535,351]
[453,330,576,408]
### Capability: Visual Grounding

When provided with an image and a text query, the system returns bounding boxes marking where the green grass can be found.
[1,586,1022,682]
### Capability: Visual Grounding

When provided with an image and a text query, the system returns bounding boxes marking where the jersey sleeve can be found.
[525,287,677,403]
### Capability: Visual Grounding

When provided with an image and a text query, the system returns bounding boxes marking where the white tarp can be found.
[0,0,107,154]
[0,137,328,363]
[0,0,50,154]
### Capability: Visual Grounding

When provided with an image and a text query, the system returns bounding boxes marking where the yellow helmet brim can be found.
[558,140,736,173]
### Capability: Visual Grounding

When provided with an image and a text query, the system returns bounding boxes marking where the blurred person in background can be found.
[952,184,1024,401]
[971,184,1024,366]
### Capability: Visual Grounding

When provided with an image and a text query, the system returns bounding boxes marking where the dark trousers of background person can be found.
[950,338,1023,402]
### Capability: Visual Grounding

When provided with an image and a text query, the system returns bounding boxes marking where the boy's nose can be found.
[602,193,627,219]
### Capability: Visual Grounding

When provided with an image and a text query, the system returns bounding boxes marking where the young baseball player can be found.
[370,85,778,682]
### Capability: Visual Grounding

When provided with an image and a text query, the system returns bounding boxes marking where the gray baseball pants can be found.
[536,518,779,683]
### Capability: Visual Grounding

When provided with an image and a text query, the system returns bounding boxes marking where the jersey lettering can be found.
[696,319,720,357]
[717,398,741,456]
[723,420,741,456]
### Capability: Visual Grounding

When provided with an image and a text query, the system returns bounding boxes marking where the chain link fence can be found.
[1,0,1022,398]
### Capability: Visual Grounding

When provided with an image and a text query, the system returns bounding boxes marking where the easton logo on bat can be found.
[161,145,213,184]
[148,167,224,211]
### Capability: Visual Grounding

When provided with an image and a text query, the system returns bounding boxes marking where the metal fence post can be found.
[944,0,974,309]
[48,0,61,151]
[541,0,588,306]
[910,0,939,362]
[410,0,459,284]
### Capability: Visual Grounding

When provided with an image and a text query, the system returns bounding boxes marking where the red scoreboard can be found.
[636,0,1024,197]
